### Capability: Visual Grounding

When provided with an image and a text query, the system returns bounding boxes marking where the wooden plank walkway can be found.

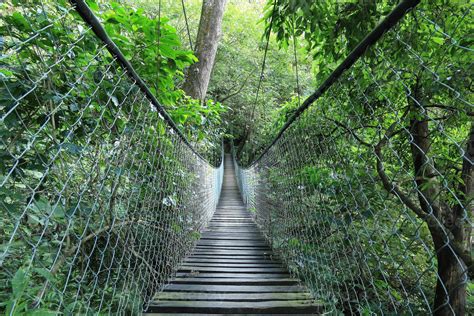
[146,154,321,315]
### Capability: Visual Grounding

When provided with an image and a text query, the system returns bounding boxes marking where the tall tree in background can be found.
[183,0,227,102]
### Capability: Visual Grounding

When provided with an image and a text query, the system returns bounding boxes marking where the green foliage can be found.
[0,0,224,313]
[468,281,474,314]
[121,0,312,162]
[205,1,314,160]
[92,1,226,160]
[263,0,384,82]
[240,0,474,313]
[98,1,196,105]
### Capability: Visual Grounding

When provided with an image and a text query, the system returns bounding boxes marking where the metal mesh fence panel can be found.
[234,2,473,315]
[0,0,223,314]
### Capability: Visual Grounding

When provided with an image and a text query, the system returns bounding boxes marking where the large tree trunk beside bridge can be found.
[183,0,227,102]
[409,104,472,315]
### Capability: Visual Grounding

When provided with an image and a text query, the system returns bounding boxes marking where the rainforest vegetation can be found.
[0,0,472,315]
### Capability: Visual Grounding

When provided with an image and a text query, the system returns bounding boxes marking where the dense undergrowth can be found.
[235,0,473,314]
[1,0,223,314]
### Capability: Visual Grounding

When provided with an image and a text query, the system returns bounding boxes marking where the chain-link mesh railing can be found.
[234,1,473,314]
[0,0,223,314]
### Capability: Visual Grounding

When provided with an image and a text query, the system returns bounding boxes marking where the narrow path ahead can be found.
[146,155,321,315]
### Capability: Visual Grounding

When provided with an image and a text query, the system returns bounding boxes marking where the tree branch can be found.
[33,219,138,306]
[374,122,474,278]
[325,117,373,147]
[218,71,254,103]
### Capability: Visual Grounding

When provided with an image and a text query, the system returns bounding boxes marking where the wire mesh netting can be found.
[234,2,473,315]
[0,0,223,314]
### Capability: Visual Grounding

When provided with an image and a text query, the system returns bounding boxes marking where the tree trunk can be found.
[459,122,473,251]
[431,232,466,316]
[183,0,227,102]
[410,115,467,315]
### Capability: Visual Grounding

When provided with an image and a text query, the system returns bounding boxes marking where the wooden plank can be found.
[190,253,272,258]
[193,243,265,247]
[194,247,271,252]
[175,273,291,279]
[204,231,261,234]
[200,237,266,241]
[210,216,251,218]
[192,250,272,255]
[210,215,248,217]
[200,237,265,241]
[216,206,247,208]
[188,255,273,260]
[180,263,281,268]
[200,234,263,237]
[209,221,254,224]
[205,228,261,231]
[206,225,260,230]
[197,241,268,246]
[145,313,317,316]
[146,300,321,314]
[154,292,312,301]
[178,267,286,273]
[209,222,254,224]
[184,258,280,264]
[187,257,276,261]
[163,284,306,293]
[201,234,264,238]
[209,220,253,222]
[210,216,250,218]
[193,249,271,253]
[194,246,270,251]
[208,223,255,225]
[209,222,256,225]
[182,261,280,266]
[207,227,258,230]
[193,237,263,241]
[196,243,267,247]
[170,278,298,285]
[202,231,260,233]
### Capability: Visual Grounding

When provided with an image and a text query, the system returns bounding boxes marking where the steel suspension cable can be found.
[252,0,277,114]
[156,0,162,94]
[236,0,277,157]
[291,16,301,106]
[181,0,194,51]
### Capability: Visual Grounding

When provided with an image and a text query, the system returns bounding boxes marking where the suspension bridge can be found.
[147,155,322,314]
[1,0,472,315]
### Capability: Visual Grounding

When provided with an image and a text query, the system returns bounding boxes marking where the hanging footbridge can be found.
[146,155,322,314]
[1,0,472,315]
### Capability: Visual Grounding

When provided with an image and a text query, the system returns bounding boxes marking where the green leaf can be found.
[12,267,29,299]
[86,0,99,11]
[33,268,54,282]
[27,310,60,316]
[0,68,14,78]
[9,12,31,31]
[432,37,445,45]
